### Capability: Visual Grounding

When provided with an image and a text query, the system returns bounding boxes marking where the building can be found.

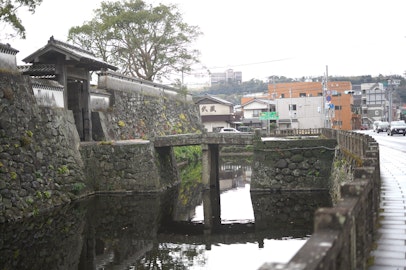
[21,36,118,141]
[195,95,240,132]
[360,83,390,127]
[276,96,324,129]
[210,69,242,85]
[268,81,356,130]
[240,98,276,130]
[0,43,19,71]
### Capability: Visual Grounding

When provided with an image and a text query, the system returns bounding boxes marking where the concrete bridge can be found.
[153,132,255,147]
[153,132,256,189]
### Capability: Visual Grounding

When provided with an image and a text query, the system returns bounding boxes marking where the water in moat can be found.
[0,157,332,270]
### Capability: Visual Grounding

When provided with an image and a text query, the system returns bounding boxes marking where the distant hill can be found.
[195,75,406,105]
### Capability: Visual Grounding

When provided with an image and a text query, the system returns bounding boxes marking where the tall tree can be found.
[68,0,201,82]
[0,0,43,38]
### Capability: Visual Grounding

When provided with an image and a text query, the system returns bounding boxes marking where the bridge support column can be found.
[201,144,219,189]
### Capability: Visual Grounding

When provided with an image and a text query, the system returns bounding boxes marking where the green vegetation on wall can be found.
[173,145,201,164]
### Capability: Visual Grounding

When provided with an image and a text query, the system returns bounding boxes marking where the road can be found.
[363,129,406,269]
[365,129,406,153]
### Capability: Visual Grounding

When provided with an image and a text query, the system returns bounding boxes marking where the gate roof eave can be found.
[22,36,117,72]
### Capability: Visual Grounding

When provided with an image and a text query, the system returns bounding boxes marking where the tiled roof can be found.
[30,78,63,90]
[22,36,117,71]
[18,64,56,76]
[0,43,19,55]
[241,98,275,107]
[195,94,233,106]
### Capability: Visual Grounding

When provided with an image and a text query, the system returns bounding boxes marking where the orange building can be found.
[267,81,356,130]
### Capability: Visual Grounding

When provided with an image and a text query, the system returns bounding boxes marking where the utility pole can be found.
[289,88,293,128]
[387,79,399,123]
[322,65,329,128]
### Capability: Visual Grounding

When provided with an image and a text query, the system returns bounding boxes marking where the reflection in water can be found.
[0,159,332,270]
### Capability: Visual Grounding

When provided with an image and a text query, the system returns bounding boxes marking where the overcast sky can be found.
[7,0,406,83]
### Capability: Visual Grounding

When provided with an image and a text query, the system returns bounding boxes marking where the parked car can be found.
[376,121,389,133]
[219,127,240,133]
[237,126,253,133]
[387,120,406,136]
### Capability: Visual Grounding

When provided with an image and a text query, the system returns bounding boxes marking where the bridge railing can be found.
[261,129,380,270]
[267,128,322,137]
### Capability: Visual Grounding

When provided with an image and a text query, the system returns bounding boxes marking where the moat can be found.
[0,159,332,270]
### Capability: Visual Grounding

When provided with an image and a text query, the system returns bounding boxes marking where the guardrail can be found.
[260,129,380,270]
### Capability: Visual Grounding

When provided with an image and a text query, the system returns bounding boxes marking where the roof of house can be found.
[195,94,233,106]
[22,36,117,71]
[241,98,275,107]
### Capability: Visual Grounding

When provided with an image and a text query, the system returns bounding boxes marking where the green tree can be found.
[0,0,43,38]
[68,0,201,81]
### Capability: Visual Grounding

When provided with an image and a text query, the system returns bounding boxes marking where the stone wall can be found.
[260,131,380,270]
[79,141,179,193]
[0,72,88,222]
[251,139,337,191]
[0,70,202,222]
[94,72,204,141]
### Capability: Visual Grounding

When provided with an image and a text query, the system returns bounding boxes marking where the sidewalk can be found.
[369,146,406,270]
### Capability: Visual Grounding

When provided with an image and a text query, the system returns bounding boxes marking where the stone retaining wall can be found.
[94,72,204,141]
[0,69,200,222]
[0,73,88,222]
[79,140,173,193]
[260,130,380,270]
[251,139,337,191]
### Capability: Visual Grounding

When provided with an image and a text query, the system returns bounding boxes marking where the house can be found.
[360,82,389,127]
[241,98,276,130]
[195,95,240,132]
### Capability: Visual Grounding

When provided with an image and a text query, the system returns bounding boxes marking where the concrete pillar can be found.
[201,144,219,189]
[201,144,210,188]
[209,144,219,188]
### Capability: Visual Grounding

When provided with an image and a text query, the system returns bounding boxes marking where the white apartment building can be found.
[210,69,242,85]
[276,96,324,129]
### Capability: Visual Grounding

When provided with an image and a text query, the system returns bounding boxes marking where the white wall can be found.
[276,96,324,129]
[32,87,64,108]
[199,103,231,116]
[242,101,268,119]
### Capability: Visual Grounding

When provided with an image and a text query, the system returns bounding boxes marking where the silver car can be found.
[387,120,406,136]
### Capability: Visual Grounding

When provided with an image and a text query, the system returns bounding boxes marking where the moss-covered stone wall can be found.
[0,73,88,222]
[251,139,337,191]
[93,78,204,141]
